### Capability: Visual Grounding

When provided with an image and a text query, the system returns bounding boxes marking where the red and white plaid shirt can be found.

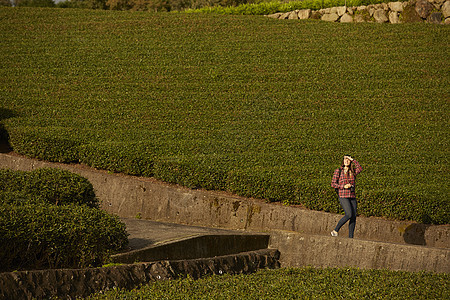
[331,160,362,198]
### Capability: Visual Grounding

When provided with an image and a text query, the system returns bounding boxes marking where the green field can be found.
[87,267,449,299]
[0,8,449,224]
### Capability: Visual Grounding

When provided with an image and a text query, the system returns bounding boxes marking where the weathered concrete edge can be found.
[269,230,450,273]
[1,153,447,249]
[112,234,271,264]
[0,249,280,300]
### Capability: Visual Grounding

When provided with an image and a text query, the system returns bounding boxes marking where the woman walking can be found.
[331,155,362,238]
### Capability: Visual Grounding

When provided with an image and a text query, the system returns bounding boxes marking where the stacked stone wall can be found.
[0,249,280,300]
[267,0,450,24]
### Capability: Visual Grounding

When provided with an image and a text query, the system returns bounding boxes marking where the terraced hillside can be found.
[0,8,448,224]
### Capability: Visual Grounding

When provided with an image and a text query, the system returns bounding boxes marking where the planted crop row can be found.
[0,8,448,224]
[87,267,449,299]
[15,0,390,13]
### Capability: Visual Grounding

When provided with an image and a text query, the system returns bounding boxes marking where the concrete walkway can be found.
[121,218,242,251]
[113,218,271,264]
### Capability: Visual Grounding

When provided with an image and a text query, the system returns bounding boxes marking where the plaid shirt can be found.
[331,160,362,199]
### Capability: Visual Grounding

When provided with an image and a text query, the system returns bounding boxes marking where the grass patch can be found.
[184,0,390,15]
[0,8,449,224]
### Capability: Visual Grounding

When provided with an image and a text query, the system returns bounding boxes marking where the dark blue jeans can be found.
[334,198,357,238]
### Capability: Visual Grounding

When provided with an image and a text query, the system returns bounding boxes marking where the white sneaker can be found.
[331,230,338,237]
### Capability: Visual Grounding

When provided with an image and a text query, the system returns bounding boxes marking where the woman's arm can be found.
[331,168,341,189]
[352,159,362,175]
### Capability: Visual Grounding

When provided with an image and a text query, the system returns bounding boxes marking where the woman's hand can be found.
[344,184,352,189]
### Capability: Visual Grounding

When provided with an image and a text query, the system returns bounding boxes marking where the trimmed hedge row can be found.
[6,134,449,224]
[0,168,128,272]
[7,127,84,163]
[0,202,128,272]
[51,0,389,13]
[79,142,156,178]
[0,168,98,208]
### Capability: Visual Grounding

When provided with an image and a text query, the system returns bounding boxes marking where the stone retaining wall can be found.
[267,0,450,24]
[0,249,280,300]
[269,231,449,273]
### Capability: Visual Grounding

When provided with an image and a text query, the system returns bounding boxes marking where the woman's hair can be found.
[341,159,356,177]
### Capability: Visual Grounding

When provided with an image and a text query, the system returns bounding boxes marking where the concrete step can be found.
[268,230,449,273]
[112,218,270,264]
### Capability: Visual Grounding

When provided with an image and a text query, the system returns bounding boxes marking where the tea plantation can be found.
[87,267,449,299]
[0,8,449,224]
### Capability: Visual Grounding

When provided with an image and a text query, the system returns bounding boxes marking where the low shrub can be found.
[56,0,107,9]
[294,179,342,214]
[0,168,99,208]
[0,202,128,272]
[15,0,56,7]
[227,168,297,203]
[153,155,229,190]
[7,127,83,163]
[57,0,253,11]
[79,142,156,177]
[0,168,128,272]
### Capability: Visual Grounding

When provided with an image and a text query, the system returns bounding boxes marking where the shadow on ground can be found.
[127,238,156,250]
[403,223,431,246]
[0,108,16,153]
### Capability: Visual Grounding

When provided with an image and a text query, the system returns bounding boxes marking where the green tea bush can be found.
[153,155,229,190]
[0,168,128,271]
[79,142,155,177]
[162,0,252,11]
[0,202,128,272]
[357,190,449,225]
[227,168,297,203]
[56,0,107,9]
[0,168,98,208]
[294,179,341,213]
[61,0,254,11]
[55,0,389,12]
[86,267,450,299]
[7,127,83,163]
